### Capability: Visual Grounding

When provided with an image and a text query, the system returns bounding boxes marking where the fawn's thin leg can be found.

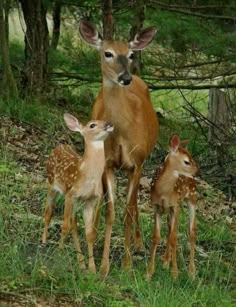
[147,208,162,280]
[59,193,74,249]
[169,206,179,278]
[163,212,172,268]
[122,166,141,269]
[84,199,98,273]
[188,197,196,277]
[99,168,115,277]
[93,196,103,233]
[41,185,58,244]
[71,211,86,270]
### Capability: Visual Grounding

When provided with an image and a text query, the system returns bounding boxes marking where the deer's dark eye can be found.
[184,160,190,165]
[129,52,134,60]
[104,51,113,58]
[90,123,96,129]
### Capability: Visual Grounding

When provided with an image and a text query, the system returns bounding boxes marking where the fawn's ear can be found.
[169,134,180,152]
[79,18,103,49]
[64,113,83,132]
[129,26,156,50]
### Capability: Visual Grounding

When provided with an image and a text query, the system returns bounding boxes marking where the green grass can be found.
[0,98,58,126]
[0,198,234,306]
[0,134,235,306]
[1,14,235,305]
[151,88,209,115]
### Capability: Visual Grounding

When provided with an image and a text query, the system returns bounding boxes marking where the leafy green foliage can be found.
[146,8,235,60]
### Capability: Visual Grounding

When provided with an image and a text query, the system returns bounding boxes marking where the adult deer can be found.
[147,134,198,279]
[79,19,158,276]
[41,113,113,273]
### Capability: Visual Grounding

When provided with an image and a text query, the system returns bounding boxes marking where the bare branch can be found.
[149,1,236,22]
[148,83,236,90]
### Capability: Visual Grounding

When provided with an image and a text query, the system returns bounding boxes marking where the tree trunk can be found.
[4,0,10,44]
[102,0,113,40]
[129,0,145,75]
[0,0,18,98]
[208,88,230,143]
[51,0,61,49]
[20,0,49,95]
[208,88,230,172]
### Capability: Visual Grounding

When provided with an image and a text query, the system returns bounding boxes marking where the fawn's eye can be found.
[90,123,96,129]
[129,52,134,60]
[104,51,113,58]
[184,160,190,165]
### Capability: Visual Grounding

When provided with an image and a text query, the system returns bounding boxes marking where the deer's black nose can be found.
[118,72,132,85]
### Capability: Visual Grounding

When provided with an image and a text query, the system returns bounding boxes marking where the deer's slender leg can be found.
[71,203,86,270]
[132,167,143,251]
[41,185,58,244]
[169,206,179,278]
[122,166,141,269]
[187,197,196,277]
[147,207,162,280]
[59,193,74,249]
[84,199,98,273]
[99,167,115,277]
[163,212,172,268]
[93,194,103,236]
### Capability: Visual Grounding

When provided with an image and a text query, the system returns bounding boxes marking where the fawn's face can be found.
[167,147,197,178]
[82,120,114,142]
[63,113,113,143]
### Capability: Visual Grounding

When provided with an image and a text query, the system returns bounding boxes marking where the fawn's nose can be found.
[105,121,114,131]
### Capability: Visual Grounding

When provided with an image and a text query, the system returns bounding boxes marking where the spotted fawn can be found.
[147,134,198,279]
[41,113,113,273]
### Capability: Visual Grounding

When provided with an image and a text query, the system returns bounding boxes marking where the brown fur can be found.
[79,19,158,276]
[41,116,113,273]
[147,135,198,279]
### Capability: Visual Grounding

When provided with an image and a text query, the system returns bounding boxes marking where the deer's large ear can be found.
[79,18,103,49]
[169,134,180,152]
[129,26,156,50]
[64,113,83,133]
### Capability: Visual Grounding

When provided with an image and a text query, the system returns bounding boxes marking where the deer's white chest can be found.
[75,177,103,200]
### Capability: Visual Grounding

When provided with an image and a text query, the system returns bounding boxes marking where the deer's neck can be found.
[80,141,105,178]
[101,82,135,128]
[156,163,179,194]
[103,77,118,88]
[102,81,126,106]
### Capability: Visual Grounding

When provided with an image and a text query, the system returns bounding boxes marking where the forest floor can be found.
[0,115,235,306]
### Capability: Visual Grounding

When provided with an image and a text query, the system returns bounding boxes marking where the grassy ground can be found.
[0,99,235,306]
[0,14,235,306]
